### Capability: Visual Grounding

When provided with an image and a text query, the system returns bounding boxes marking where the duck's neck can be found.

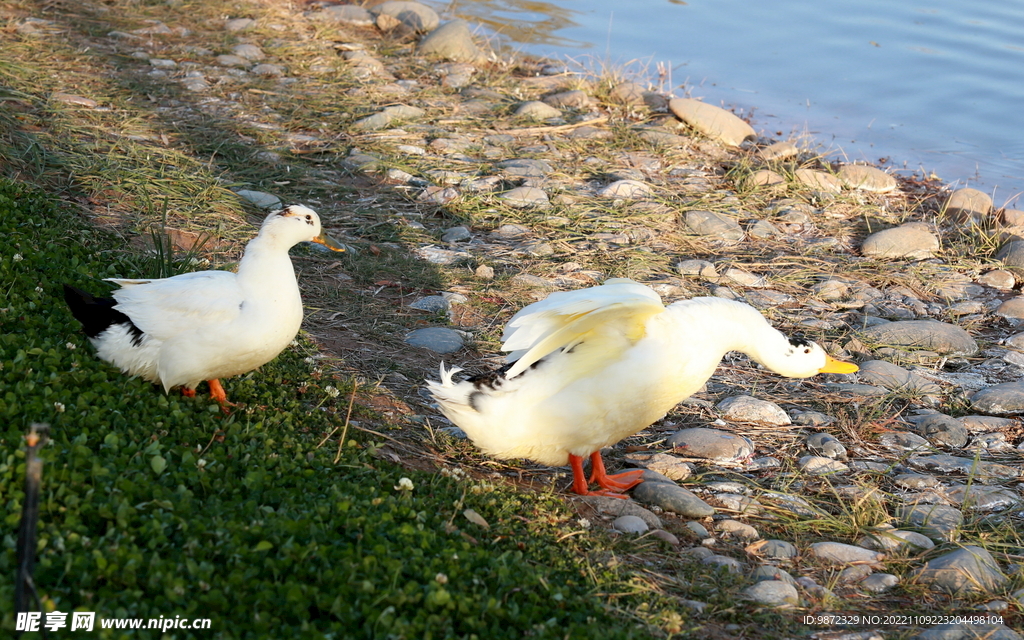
[667,297,791,365]
[235,233,298,293]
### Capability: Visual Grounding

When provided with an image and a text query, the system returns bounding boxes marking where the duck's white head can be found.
[764,335,859,378]
[260,205,346,252]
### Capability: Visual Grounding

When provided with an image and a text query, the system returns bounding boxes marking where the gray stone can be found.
[352,104,425,131]
[894,473,939,489]
[808,542,884,567]
[862,222,940,259]
[806,433,847,459]
[743,580,799,606]
[757,141,799,161]
[858,528,935,552]
[913,546,1007,595]
[944,187,993,224]
[405,327,463,353]
[668,98,755,146]
[860,573,899,593]
[702,554,745,573]
[251,64,284,77]
[795,576,833,600]
[794,169,842,193]
[371,1,440,32]
[798,456,850,475]
[971,381,1024,415]
[961,415,1019,433]
[860,320,978,356]
[611,515,649,534]
[716,519,758,540]
[649,529,680,545]
[979,269,1016,289]
[879,431,932,453]
[996,240,1024,270]
[666,427,754,463]
[312,5,374,26]
[418,21,483,62]
[514,101,562,119]
[684,210,744,242]
[791,410,834,427]
[409,296,450,313]
[579,496,662,529]
[947,485,1022,512]
[631,481,715,517]
[609,82,645,104]
[499,186,549,208]
[224,17,255,31]
[750,565,796,584]
[598,180,653,199]
[908,454,1019,483]
[909,413,968,448]
[748,539,798,560]
[996,296,1024,320]
[216,54,250,68]
[497,158,552,178]
[838,164,898,192]
[623,452,692,481]
[744,170,786,189]
[681,546,715,560]
[897,504,963,541]
[684,521,710,538]
[837,564,875,584]
[717,395,790,425]
[234,189,281,209]
[543,90,594,109]
[442,226,471,243]
[232,43,264,61]
[713,493,763,516]
[148,58,176,69]
[759,492,823,517]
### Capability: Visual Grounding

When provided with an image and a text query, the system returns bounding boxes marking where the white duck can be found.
[428,278,858,497]
[63,204,345,405]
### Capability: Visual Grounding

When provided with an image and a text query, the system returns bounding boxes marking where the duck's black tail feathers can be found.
[62,284,143,345]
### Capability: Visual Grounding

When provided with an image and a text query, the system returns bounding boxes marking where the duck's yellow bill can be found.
[312,231,346,252]
[820,355,858,374]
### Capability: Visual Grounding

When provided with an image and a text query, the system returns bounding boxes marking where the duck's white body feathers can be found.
[429,279,851,467]
[66,205,343,394]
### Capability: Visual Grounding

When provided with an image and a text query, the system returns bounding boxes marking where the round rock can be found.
[631,481,715,518]
[371,0,440,32]
[944,187,992,224]
[861,222,939,259]
[612,515,649,534]
[743,580,799,606]
[996,239,1024,270]
[499,186,549,209]
[598,179,653,199]
[971,381,1024,415]
[897,504,963,542]
[716,395,790,426]
[684,210,744,242]
[404,327,463,354]
[514,101,561,120]
[806,433,846,459]
[838,164,898,193]
[668,98,755,146]
[794,169,842,193]
[859,320,978,356]
[666,427,754,463]
[808,542,884,567]
[418,20,483,63]
[912,545,1007,595]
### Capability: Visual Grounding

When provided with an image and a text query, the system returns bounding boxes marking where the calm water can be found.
[440,0,1024,207]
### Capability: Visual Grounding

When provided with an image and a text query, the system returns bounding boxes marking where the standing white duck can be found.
[64,204,345,405]
[428,278,858,497]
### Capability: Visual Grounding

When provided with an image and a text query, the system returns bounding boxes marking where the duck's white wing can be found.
[106,271,244,340]
[502,279,665,379]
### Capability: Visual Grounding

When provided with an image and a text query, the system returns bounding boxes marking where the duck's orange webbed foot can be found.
[568,453,644,499]
[181,387,197,398]
[207,379,236,412]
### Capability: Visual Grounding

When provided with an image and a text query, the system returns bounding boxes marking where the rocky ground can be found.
[7,0,1024,637]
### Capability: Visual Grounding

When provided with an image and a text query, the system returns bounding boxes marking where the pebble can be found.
[742,580,799,606]
[224,17,255,31]
[798,456,850,475]
[757,141,800,161]
[409,296,450,313]
[514,101,562,120]
[702,554,744,574]
[234,189,281,209]
[713,493,763,516]
[52,93,98,108]
[744,169,786,188]
[908,413,968,448]
[418,20,484,63]
[715,519,758,540]
[996,239,1024,270]
[838,164,898,193]
[684,210,744,242]
[971,381,1024,415]
[649,529,680,545]
[748,539,798,560]
[750,565,796,584]
[668,98,755,146]
[371,1,440,32]
[860,320,979,356]
[894,473,940,489]
[860,573,899,593]
[404,327,464,353]
[312,5,374,26]
[806,433,846,459]
[611,515,649,534]
[598,180,652,199]
[216,54,249,68]
[544,90,594,109]
[807,542,884,567]
[794,169,843,194]
[684,521,710,538]
[858,528,935,552]
[631,481,715,518]
[499,186,550,208]
[441,226,471,242]
[760,492,822,517]
[716,395,790,425]
[947,485,1022,512]
[979,269,1016,289]
[580,496,662,529]
[623,452,692,481]
[913,546,1007,594]
[908,454,1019,483]
[352,104,426,131]
[666,427,754,463]
[861,222,940,259]
[497,158,552,177]
[945,187,993,224]
[897,504,963,541]
[609,82,645,104]
[232,44,264,61]
[837,564,875,584]
[251,64,284,77]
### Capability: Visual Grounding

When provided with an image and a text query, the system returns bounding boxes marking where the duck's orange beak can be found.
[820,355,858,374]
[311,230,346,252]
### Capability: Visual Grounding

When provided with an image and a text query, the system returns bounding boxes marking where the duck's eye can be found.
[803,347,812,354]
[305,215,312,221]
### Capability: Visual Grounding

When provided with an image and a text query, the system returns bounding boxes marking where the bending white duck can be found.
[64,204,345,405]
[428,278,858,498]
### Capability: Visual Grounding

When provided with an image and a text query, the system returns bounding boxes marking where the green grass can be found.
[0,180,667,639]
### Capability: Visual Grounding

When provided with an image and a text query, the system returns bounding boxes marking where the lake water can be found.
[438,0,1024,208]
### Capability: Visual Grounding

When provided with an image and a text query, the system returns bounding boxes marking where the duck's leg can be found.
[587,452,645,492]
[181,387,197,398]
[567,454,637,498]
[207,379,236,407]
